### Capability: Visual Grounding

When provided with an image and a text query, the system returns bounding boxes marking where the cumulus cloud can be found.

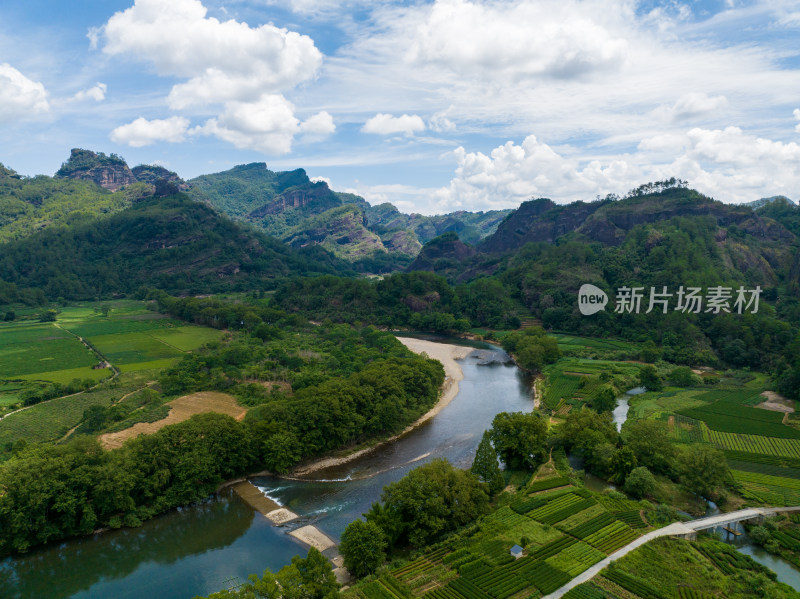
[362,113,425,136]
[110,116,190,147]
[433,135,636,210]
[299,111,336,135]
[96,0,322,108]
[434,125,800,211]
[194,95,333,154]
[73,82,107,102]
[408,0,628,80]
[0,63,49,122]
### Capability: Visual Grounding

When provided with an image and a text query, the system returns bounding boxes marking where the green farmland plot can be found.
[146,326,223,352]
[679,395,800,439]
[0,322,98,379]
[89,331,184,365]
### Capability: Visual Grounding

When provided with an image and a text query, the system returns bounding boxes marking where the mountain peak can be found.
[55,148,136,191]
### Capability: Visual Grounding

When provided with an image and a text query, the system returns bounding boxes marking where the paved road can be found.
[541,506,799,599]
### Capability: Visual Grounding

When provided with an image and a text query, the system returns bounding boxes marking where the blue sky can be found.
[1,0,799,214]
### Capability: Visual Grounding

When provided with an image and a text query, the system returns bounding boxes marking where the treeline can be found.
[273,271,518,331]
[557,408,732,501]
[500,327,561,372]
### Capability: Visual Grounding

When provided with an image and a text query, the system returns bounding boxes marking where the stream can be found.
[0,338,535,599]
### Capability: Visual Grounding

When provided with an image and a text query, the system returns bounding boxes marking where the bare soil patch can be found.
[756,391,795,414]
[99,391,246,449]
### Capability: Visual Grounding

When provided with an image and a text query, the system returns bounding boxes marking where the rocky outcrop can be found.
[283,205,386,259]
[131,165,189,191]
[55,149,136,192]
[249,181,340,217]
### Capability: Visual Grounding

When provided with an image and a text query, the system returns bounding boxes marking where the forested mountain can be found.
[275,181,800,397]
[186,162,509,268]
[0,193,349,301]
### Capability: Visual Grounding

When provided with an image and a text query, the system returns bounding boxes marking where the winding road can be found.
[542,506,800,599]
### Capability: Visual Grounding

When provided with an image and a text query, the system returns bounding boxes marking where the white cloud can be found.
[73,82,107,102]
[0,63,49,122]
[194,94,333,154]
[362,113,425,136]
[659,92,728,122]
[299,110,335,135]
[433,135,637,210]
[794,108,800,133]
[110,116,190,147]
[407,0,628,80]
[96,0,322,108]
[434,124,800,211]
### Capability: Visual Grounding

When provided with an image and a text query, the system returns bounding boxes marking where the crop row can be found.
[723,449,800,471]
[482,506,534,531]
[772,530,800,552]
[362,580,399,599]
[448,578,491,599]
[473,540,516,566]
[614,510,647,528]
[677,588,717,599]
[531,535,577,560]
[528,476,570,493]
[584,522,638,554]
[526,561,572,595]
[695,389,762,405]
[379,575,412,599]
[680,404,800,439]
[661,413,706,443]
[544,375,582,409]
[603,569,666,599]
[528,493,592,524]
[545,541,605,576]
[594,494,641,512]
[566,512,615,539]
[564,584,606,599]
[693,540,760,575]
[733,470,800,490]
[708,430,800,459]
[510,496,547,515]
[393,557,436,579]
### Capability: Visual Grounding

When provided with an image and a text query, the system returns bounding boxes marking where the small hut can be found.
[510,544,523,559]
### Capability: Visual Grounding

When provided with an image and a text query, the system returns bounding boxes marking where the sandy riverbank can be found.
[290,337,473,476]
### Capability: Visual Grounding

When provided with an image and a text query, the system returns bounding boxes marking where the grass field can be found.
[0,301,222,383]
[0,300,223,448]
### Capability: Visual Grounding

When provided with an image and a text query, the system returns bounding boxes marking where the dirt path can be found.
[98,391,246,450]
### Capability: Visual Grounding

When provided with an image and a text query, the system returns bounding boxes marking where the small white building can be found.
[510,544,523,559]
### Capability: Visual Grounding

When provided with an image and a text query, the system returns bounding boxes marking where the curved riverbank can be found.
[291,338,473,476]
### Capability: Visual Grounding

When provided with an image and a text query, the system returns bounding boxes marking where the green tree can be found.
[340,519,387,578]
[490,412,548,470]
[609,447,637,483]
[39,309,58,322]
[3,311,14,321]
[624,420,675,475]
[291,547,339,599]
[371,459,489,547]
[669,366,698,387]
[470,431,505,495]
[590,384,617,413]
[638,365,663,391]
[677,445,732,499]
[623,466,656,499]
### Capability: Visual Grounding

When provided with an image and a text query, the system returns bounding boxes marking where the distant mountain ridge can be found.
[186,162,510,268]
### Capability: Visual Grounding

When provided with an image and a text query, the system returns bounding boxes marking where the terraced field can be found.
[350,476,647,599]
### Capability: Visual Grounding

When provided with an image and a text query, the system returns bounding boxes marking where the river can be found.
[0,338,535,599]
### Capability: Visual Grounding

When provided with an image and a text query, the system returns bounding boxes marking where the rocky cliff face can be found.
[55,149,137,192]
[248,181,341,218]
[283,205,386,259]
[408,232,478,272]
[131,165,189,191]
